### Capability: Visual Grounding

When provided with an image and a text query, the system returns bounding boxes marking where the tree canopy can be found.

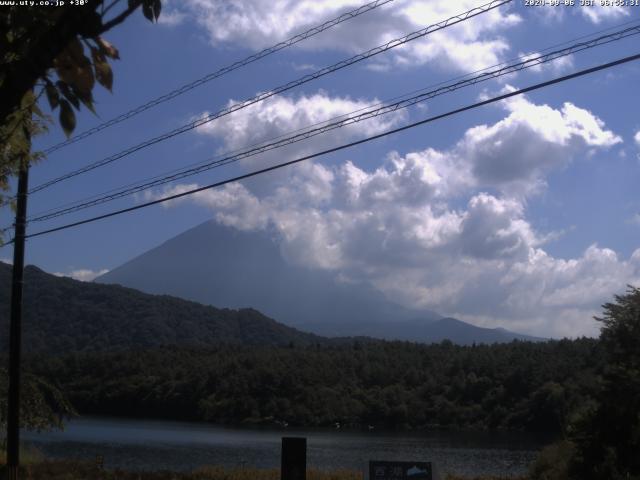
[567,286,640,480]
[0,0,162,212]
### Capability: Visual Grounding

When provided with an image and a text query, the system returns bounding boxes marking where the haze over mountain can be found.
[97,220,542,344]
[0,262,327,354]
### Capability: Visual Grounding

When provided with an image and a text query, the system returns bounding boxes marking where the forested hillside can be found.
[0,263,326,352]
[25,338,602,433]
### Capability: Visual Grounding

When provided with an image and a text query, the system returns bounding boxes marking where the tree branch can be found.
[97,0,142,35]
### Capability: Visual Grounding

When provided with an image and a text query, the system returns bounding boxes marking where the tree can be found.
[0,368,76,437]
[569,286,640,479]
[0,0,162,213]
[0,0,163,460]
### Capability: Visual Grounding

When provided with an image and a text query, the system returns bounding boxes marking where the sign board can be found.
[369,461,432,480]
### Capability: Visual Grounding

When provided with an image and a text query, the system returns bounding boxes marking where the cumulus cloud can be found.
[195,91,407,170]
[54,268,109,282]
[165,0,520,71]
[196,88,620,200]
[147,92,630,338]
[460,91,621,196]
[635,130,640,146]
[148,171,639,338]
[157,0,188,25]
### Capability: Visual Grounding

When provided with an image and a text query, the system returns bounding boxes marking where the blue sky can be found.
[2,0,640,337]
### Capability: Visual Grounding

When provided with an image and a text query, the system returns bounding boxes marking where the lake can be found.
[22,416,550,478]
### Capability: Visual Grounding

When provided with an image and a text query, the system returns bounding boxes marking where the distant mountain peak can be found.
[97,220,542,345]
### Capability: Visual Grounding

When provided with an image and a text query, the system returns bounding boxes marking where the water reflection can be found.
[23,416,549,477]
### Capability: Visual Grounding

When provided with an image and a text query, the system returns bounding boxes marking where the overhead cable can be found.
[42,0,396,154]
[29,0,512,195]
[21,51,640,241]
[26,23,640,223]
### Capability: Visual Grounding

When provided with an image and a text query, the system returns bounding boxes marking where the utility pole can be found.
[6,132,30,480]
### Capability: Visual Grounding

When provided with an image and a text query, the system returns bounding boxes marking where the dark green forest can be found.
[24,338,601,433]
[0,263,333,352]
[1,260,639,478]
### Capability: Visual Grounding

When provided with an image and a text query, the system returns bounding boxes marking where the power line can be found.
[25,23,640,224]
[29,0,512,195]
[21,51,640,241]
[27,17,640,223]
[42,0,396,155]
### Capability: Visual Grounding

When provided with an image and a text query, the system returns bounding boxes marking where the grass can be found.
[0,460,531,480]
[0,461,365,480]
[0,445,45,465]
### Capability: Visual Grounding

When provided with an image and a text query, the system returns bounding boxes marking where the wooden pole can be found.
[281,437,306,480]
[6,156,30,480]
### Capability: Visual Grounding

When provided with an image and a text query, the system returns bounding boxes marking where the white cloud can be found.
[578,4,629,24]
[634,130,640,146]
[147,93,630,338]
[158,0,187,25]
[54,268,109,282]
[517,52,574,75]
[1,257,12,265]
[195,91,407,171]
[291,63,318,72]
[396,89,621,198]
[461,93,621,196]
[165,0,520,71]
[149,170,639,338]
[628,213,640,226]
[195,89,619,200]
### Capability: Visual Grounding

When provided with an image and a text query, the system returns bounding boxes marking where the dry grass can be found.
[0,460,364,480]
[0,458,529,480]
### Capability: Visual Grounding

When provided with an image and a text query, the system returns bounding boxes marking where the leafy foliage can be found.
[0,368,76,436]
[0,92,48,214]
[0,261,608,434]
[0,0,162,231]
[566,286,640,480]
[22,338,603,433]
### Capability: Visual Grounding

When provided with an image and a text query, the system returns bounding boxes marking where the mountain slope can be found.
[302,317,542,343]
[98,220,441,327]
[97,220,542,344]
[0,262,327,354]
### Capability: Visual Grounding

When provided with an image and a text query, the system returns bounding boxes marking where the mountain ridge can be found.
[97,220,543,344]
[0,262,336,353]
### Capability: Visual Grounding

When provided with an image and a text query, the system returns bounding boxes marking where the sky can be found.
[2,0,640,337]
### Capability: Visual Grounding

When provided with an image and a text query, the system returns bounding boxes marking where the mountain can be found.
[302,316,542,343]
[97,220,542,344]
[0,262,328,354]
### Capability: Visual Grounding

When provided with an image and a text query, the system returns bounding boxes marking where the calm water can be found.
[23,416,550,478]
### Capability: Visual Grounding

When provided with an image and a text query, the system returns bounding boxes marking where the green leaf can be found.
[20,89,37,109]
[59,99,76,138]
[66,37,85,64]
[73,86,96,115]
[96,37,120,60]
[56,81,80,110]
[45,83,60,110]
[73,54,95,95]
[91,47,113,92]
[52,38,94,96]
